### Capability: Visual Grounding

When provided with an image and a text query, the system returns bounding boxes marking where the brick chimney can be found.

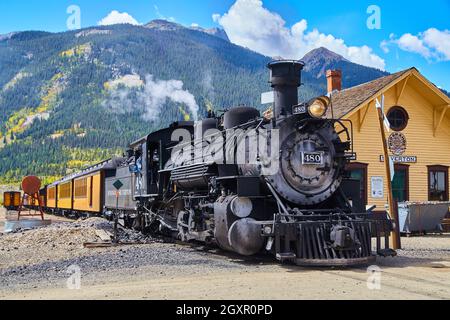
[326,70,342,94]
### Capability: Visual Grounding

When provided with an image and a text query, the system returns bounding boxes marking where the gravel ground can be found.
[1,208,449,300]
[0,243,244,292]
[375,235,450,268]
[0,217,158,270]
[0,211,250,294]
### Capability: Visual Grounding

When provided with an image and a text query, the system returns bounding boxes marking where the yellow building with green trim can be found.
[326,68,450,211]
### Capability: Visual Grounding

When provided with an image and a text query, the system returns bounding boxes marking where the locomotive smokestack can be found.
[268,60,304,119]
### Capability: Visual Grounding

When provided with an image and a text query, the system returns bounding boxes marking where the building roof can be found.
[328,68,414,119]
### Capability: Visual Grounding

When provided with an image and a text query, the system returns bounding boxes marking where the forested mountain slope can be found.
[0,20,393,184]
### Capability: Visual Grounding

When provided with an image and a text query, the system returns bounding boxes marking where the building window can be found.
[392,164,409,202]
[428,166,449,201]
[387,106,409,131]
[346,163,368,206]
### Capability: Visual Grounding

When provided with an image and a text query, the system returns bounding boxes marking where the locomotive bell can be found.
[268,60,304,119]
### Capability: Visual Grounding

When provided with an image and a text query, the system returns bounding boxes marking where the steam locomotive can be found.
[101,60,394,266]
[9,60,395,266]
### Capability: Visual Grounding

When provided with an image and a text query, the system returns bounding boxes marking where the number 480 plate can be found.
[302,152,324,165]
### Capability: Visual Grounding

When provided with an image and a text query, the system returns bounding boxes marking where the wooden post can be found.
[376,106,401,250]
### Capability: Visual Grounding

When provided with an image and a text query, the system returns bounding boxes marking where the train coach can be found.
[2,191,21,211]
[45,158,123,217]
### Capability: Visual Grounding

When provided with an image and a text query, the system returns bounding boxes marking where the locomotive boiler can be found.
[103,60,394,266]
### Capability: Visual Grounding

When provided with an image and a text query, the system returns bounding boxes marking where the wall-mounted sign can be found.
[371,176,384,199]
[113,180,123,190]
[380,155,417,163]
[261,91,274,105]
[388,132,407,156]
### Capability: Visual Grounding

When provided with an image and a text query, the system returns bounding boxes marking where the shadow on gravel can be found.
[159,238,450,273]
[276,254,450,276]
[401,233,450,238]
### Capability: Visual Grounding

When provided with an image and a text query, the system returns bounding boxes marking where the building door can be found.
[346,163,368,206]
[392,164,409,202]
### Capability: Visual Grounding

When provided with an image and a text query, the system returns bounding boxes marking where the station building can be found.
[326,68,450,212]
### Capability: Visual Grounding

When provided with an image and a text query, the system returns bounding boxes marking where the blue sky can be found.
[1,0,449,90]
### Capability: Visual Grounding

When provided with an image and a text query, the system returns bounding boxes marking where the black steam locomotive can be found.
[104,61,394,266]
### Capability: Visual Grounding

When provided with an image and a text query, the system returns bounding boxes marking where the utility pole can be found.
[376,99,401,250]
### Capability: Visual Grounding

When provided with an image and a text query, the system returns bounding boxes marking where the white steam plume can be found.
[104,75,199,122]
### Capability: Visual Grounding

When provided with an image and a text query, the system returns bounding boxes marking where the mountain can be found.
[302,47,350,77]
[0,20,396,184]
[190,26,230,42]
[144,19,185,31]
[302,47,389,91]
[146,19,230,42]
[441,88,450,98]
[0,32,17,42]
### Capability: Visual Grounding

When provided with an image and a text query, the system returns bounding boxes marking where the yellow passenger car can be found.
[45,159,120,216]
[46,184,57,210]
[56,179,73,211]
[72,171,103,214]
[3,191,21,210]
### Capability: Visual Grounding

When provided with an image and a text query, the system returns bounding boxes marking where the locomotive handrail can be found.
[264,178,292,220]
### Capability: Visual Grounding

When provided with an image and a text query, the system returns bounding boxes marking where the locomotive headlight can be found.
[308,96,330,118]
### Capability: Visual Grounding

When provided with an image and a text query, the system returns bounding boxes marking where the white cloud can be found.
[382,28,450,61]
[397,33,431,58]
[98,10,140,26]
[212,14,221,23]
[213,0,385,70]
[423,28,450,60]
[191,23,199,28]
[154,5,176,22]
[380,40,390,54]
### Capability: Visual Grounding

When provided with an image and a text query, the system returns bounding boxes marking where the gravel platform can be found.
[1,209,449,300]
[0,215,254,294]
